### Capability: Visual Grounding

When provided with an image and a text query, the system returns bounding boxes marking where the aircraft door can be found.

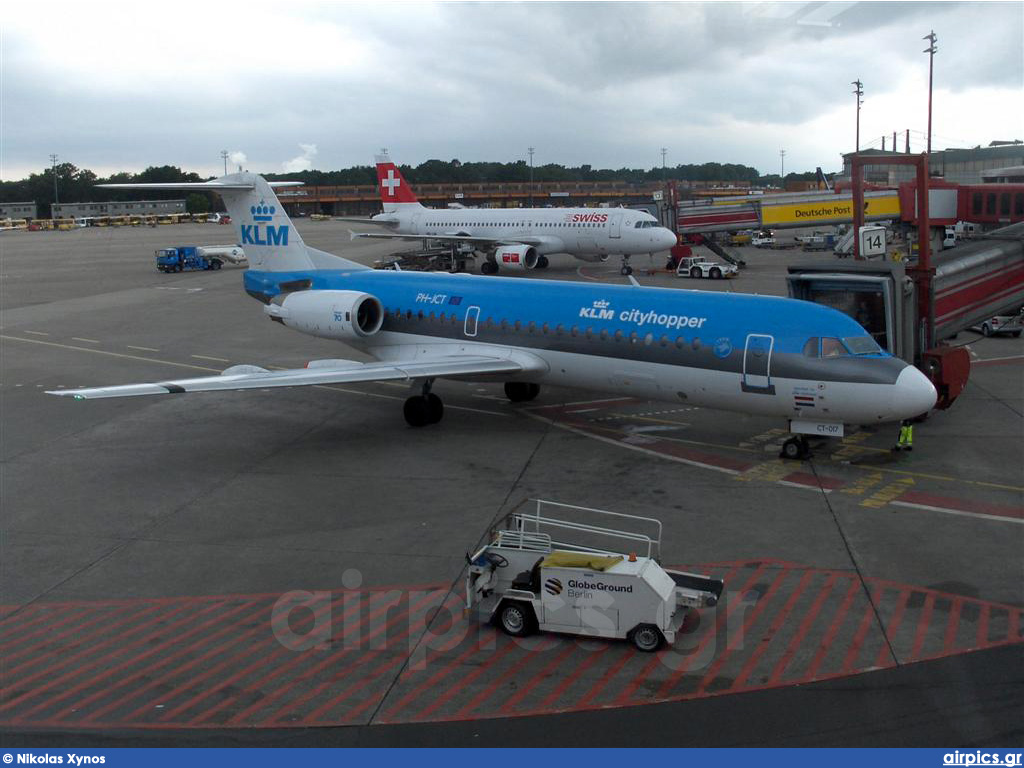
[608,212,622,239]
[464,306,480,337]
[741,334,775,394]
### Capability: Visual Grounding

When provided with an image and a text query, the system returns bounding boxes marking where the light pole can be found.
[528,147,535,207]
[779,149,785,185]
[220,149,229,176]
[923,31,937,155]
[851,79,864,152]
[660,147,667,181]
[49,154,59,209]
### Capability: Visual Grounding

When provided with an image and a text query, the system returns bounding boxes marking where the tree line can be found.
[1,160,820,217]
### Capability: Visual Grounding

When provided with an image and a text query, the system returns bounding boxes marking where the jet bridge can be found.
[787,221,1024,409]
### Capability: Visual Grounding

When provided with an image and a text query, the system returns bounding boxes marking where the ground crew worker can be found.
[894,419,914,451]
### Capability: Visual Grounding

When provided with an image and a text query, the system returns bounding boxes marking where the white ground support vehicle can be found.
[675,255,739,280]
[465,500,724,652]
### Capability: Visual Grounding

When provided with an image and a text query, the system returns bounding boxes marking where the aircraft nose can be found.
[657,228,677,250]
[893,364,937,419]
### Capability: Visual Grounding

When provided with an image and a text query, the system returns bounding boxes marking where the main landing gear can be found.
[404,380,444,427]
[779,435,810,460]
[403,381,542,427]
[619,255,633,276]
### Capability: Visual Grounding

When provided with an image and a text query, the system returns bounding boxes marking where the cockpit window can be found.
[634,220,658,228]
[821,337,849,358]
[843,336,882,355]
[802,337,820,357]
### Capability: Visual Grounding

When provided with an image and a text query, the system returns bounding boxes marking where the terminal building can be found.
[839,142,1024,186]
[0,201,38,220]
[52,199,186,219]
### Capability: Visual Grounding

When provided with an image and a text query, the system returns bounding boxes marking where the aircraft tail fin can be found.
[97,174,369,272]
[374,154,421,213]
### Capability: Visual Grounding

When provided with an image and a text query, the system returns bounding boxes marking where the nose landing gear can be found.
[780,435,810,460]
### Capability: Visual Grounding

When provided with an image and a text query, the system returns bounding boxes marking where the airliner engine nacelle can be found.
[573,253,610,263]
[494,244,538,270]
[266,289,384,341]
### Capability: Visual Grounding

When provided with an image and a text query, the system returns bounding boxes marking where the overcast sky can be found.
[3,1,1021,181]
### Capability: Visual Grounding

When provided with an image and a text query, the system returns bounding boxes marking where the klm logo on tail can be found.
[242,200,289,246]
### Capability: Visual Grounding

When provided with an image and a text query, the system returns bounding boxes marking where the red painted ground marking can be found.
[0,605,94,644]
[537,641,612,711]
[420,634,533,720]
[332,654,411,725]
[1010,610,1021,642]
[449,636,560,719]
[897,490,1024,521]
[378,629,493,723]
[195,590,391,725]
[36,600,260,724]
[1,604,138,672]
[805,577,861,680]
[766,573,842,685]
[875,589,911,667]
[150,591,349,723]
[942,599,964,656]
[977,604,990,648]
[251,590,447,726]
[783,472,845,491]
[695,569,793,695]
[732,570,817,688]
[575,644,636,708]
[909,593,936,661]
[73,600,270,725]
[498,642,578,714]
[653,564,767,700]
[841,592,882,675]
[0,599,212,717]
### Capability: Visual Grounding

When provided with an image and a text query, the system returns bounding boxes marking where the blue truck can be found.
[155,245,246,273]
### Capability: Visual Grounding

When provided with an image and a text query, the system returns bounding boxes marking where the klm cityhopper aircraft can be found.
[48,173,936,459]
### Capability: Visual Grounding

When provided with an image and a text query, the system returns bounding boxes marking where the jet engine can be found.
[266,289,384,341]
[494,244,538,270]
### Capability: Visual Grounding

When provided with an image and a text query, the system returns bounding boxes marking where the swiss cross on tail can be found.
[374,158,418,204]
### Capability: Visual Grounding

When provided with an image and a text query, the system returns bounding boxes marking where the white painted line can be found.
[71,337,100,344]
[973,354,1024,364]
[566,408,600,414]
[24,331,49,337]
[558,396,637,407]
[127,345,160,352]
[527,412,741,475]
[890,501,1023,525]
[192,355,230,362]
[778,480,832,494]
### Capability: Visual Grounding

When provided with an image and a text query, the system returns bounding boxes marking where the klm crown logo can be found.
[251,200,275,222]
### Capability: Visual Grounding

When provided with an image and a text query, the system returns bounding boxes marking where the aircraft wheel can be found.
[480,261,498,275]
[536,255,549,269]
[620,265,633,276]
[425,392,444,424]
[780,436,809,460]
[403,396,432,427]
[504,382,540,403]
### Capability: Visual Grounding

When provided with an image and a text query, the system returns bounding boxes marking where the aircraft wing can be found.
[348,230,547,247]
[47,354,539,400]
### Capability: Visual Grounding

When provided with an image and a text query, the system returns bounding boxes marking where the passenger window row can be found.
[383,308,704,350]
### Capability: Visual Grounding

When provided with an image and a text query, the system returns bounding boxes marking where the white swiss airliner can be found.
[47,172,936,459]
[350,156,677,276]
